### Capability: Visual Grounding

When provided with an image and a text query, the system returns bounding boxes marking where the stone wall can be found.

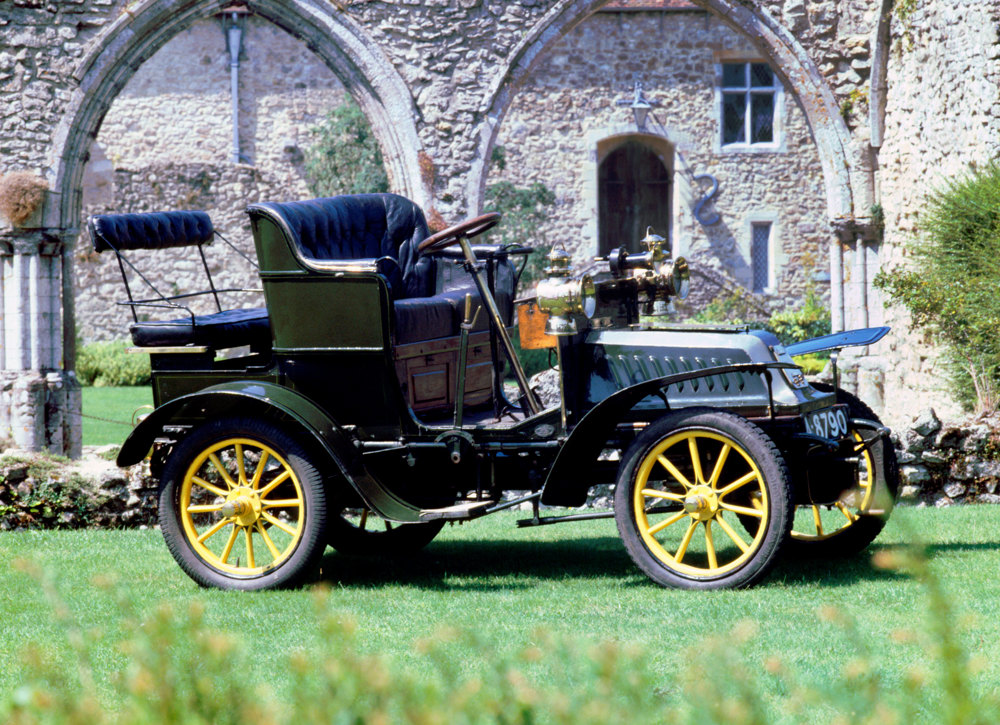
[875,0,1000,429]
[77,163,270,341]
[492,7,830,308]
[74,15,345,341]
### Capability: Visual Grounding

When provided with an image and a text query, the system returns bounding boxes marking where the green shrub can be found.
[76,340,150,387]
[693,287,831,345]
[768,288,831,344]
[484,156,557,294]
[305,98,389,197]
[874,162,1000,412]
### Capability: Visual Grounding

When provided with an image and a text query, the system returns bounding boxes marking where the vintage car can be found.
[88,193,898,591]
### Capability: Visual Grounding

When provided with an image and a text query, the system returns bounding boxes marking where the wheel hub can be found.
[683,485,719,522]
[221,487,262,527]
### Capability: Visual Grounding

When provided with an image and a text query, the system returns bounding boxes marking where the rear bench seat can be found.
[246,194,514,344]
[87,210,270,350]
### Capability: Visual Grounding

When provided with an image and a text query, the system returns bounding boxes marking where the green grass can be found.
[81,386,152,447]
[3,506,1000,719]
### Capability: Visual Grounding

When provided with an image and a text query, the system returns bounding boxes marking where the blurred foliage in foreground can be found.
[4,545,999,725]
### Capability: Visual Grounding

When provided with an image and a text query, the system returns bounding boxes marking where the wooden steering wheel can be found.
[417,212,501,255]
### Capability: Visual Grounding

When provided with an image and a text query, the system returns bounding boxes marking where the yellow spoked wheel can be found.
[615,408,792,590]
[159,418,327,590]
[789,384,898,557]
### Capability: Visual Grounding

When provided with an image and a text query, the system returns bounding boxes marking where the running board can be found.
[419,500,496,521]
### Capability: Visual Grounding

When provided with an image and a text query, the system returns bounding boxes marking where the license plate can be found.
[802,405,850,440]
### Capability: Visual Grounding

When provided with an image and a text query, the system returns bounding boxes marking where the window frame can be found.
[715,59,785,153]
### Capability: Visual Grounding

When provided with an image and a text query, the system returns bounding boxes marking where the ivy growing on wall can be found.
[305,98,389,197]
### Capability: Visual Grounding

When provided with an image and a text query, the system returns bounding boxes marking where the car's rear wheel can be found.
[614,408,793,589]
[159,417,327,590]
[789,384,899,556]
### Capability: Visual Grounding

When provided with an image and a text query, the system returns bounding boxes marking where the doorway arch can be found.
[597,135,673,255]
[470,0,861,225]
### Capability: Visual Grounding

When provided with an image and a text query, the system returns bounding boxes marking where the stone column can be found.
[0,228,81,456]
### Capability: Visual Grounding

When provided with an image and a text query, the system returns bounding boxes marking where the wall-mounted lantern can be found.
[616,81,654,131]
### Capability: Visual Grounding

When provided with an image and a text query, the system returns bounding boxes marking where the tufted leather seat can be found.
[248,194,515,345]
[87,210,270,350]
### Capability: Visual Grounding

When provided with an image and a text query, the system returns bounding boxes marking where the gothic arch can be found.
[469,0,861,225]
[47,0,425,230]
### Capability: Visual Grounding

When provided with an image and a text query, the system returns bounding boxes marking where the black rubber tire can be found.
[614,407,793,590]
[158,416,328,591]
[788,383,899,558]
[327,507,444,556]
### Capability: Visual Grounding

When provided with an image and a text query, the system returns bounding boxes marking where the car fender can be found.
[117,380,428,523]
[540,362,796,507]
[784,326,889,357]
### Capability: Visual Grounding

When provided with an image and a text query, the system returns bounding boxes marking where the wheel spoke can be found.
[192,476,229,499]
[641,488,685,502]
[717,471,759,498]
[715,514,750,553]
[647,510,686,536]
[704,520,718,569]
[359,509,369,530]
[235,444,247,486]
[208,453,237,489]
[197,518,229,544]
[812,505,824,535]
[836,501,858,523]
[261,498,302,509]
[249,450,270,490]
[244,526,255,569]
[256,521,281,560]
[688,437,705,485]
[262,511,297,536]
[708,444,731,489]
[258,469,292,498]
[719,502,763,518]
[657,454,692,489]
[186,503,223,514]
[384,520,393,531]
[220,525,239,564]
[675,520,698,564]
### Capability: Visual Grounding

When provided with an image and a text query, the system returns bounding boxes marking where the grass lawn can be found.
[3,505,1000,719]
[80,386,152,447]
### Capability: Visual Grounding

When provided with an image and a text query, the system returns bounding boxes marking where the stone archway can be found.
[48,0,425,234]
[469,0,862,226]
[22,0,425,454]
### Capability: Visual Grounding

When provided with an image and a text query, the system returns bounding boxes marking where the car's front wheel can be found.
[614,408,793,590]
[158,417,328,590]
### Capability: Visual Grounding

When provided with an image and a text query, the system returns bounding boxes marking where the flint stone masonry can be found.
[493,8,830,308]
[1,0,999,450]
[894,407,1000,508]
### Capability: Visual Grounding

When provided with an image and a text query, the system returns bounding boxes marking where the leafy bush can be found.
[874,162,1000,412]
[305,99,389,197]
[76,340,150,387]
[768,288,831,344]
[693,287,831,345]
[484,157,557,293]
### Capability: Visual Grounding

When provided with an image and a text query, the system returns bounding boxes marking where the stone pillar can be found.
[0,228,81,456]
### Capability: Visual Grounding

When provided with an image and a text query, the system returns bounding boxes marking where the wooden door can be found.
[599,140,672,255]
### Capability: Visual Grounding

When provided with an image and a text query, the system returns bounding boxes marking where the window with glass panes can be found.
[750,221,772,292]
[721,62,779,147]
